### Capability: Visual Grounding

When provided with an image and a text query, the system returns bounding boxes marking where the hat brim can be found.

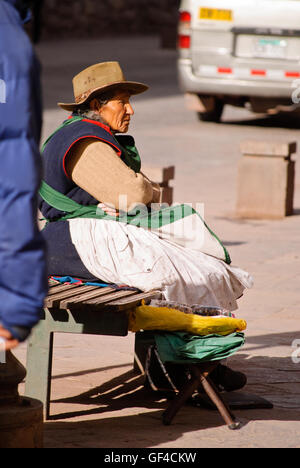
[58,81,149,111]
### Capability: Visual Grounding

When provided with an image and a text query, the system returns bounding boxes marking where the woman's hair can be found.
[74,90,117,120]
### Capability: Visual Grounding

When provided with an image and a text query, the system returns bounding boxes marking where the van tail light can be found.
[178,35,191,49]
[179,11,191,26]
[178,11,191,49]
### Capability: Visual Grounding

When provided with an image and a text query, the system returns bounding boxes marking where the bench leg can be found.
[25,320,53,420]
[133,332,154,375]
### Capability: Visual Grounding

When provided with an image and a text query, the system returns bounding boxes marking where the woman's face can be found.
[91,91,134,133]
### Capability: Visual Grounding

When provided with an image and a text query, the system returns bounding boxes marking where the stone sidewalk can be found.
[13,35,300,448]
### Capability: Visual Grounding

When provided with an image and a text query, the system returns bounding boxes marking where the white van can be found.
[177,0,300,121]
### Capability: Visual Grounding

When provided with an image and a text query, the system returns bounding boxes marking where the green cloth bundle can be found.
[154,331,245,364]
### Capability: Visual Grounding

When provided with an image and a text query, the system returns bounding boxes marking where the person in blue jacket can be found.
[0,0,47,351]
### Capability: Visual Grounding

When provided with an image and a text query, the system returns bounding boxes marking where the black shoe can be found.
[208,364,247,392]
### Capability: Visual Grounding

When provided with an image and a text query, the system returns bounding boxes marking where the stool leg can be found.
[25,320,53,420]
[162,376,199,425]
[162,363,217,425]
[195,368,241,430]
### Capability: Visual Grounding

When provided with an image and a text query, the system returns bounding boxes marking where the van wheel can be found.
[197,100,224,123]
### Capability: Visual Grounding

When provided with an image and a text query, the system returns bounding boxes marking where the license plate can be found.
[199,7,233,22]
[254,38,287,59]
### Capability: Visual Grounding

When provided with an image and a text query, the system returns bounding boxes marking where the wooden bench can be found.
[24,280,240,429]
[24,280,160,419]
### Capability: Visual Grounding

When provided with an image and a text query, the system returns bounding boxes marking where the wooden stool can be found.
[162,363,240,429]
[134,332,241,429]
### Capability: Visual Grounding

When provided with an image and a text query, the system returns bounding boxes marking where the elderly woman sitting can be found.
[40,60,252,304]
[39,62,253,390]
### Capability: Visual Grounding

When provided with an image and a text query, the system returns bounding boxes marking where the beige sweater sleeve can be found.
[65,138,158,210]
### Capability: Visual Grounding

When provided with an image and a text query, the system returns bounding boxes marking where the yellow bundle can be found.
[128,304,247,336]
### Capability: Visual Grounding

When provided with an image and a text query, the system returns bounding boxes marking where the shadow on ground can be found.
[222,111,300,129]
[42,330,300,447]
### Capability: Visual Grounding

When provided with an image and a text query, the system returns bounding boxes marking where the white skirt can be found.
[68,218,253,312]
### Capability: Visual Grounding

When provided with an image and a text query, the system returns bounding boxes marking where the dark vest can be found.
[39,118,130,221]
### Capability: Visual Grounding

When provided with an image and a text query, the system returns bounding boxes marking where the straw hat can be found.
[58,61,148,111]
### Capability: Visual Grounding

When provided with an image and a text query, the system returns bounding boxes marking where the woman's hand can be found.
[98,203,120,217]
[0,325,19,351]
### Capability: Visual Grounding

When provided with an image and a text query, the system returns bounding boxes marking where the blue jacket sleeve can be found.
[0,2,48,340]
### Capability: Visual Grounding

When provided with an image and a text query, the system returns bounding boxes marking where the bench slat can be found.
[45,281,159,313]
[105,290,160,309]
[60,287,115,308]
[77,289,138,306]
[45,285,101,308]
[85,290,137,305]
[47,282,84,296]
